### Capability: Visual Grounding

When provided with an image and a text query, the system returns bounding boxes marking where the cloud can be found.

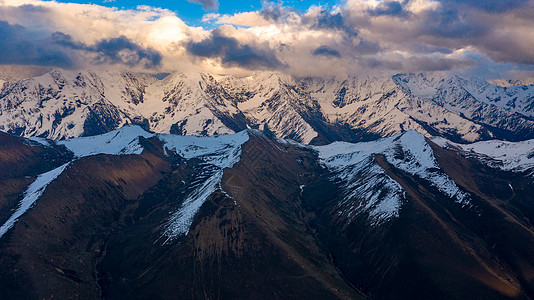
[259,5,293,22]
[186,28,284,69]
[187,0,218,11]
[438,0,529,12]
[51,31,161,68]
[303,8,358,36]
[0,20,161,69]
[0,0,533,77]
[90,36,162,67]
[418,8,485,39]
[0,21,73,67]
[368,1,410,17]
[312,45,341,58]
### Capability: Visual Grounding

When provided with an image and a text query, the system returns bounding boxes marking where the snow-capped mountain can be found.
[432,136,534,176]
[0,69,157,139]
[2,126,534,299]
[222,72,320,143]
[394,73,534,140]
[3,66,534,299]
[301,75,490,142]
[2,69,534,144]
[315,130,471,226]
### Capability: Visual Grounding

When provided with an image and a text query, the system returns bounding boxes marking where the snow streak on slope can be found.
[0,162,70,239]
[0,126,153,239]
[159,130,249,242]
[432,137,534,175]
[0,124,250,243]
[158,130,249,168]
[58,125,250,241]
[384,131,470,206]
[316,130,470,225]
[57,125,250,241]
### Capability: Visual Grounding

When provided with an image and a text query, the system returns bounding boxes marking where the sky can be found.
[0,0,533,78]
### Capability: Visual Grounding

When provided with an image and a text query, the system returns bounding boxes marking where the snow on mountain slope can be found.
[459,77,534,117]
[432,137,534,175]
[0,125,252,240]
[222,72,318,143]
[0,162,70,239]
[315,130,470,224]
[396,73,534,117]
[303,75,488,142]
[490,79,534,87]
[55,123,250,241]
[394,73,534,140]
[158,130,250,241]
[141,73,244,136]
[2,69,534,145]
[0,69,155,140]
[59,123,250,169]
[158,129,249,168]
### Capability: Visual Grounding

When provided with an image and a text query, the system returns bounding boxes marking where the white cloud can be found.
[0,0,532,78]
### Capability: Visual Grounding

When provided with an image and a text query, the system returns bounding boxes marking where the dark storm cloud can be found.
[408,4,533,66]
[407,44,453,55]
[405,56,476,71]
[186,29,284,69]
[187,0,218,11]
[51,32,86,50]
[368,1,410,17]
[0,22,161,69]
[51,32,162,68]
[0,21,73,67]
[258,5,358,36]
[312,46,341,58]
[353,39,381,55]
[91,36,162,67]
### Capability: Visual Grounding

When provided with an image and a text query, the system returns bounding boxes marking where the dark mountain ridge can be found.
[0,126,533,299]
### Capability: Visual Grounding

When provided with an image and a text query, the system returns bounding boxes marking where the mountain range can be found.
[2,69,534,144]
[1,69,534,299]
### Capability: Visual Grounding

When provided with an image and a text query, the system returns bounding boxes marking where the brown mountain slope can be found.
[97,134,363,300]
[0,131,363,299]
[0,131,72,179]
[302,141,534,300]
[0,131,72,233]
[2,128,534,299]
[0,139,171,299]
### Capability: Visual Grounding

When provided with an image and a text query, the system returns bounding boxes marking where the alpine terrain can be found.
[2,70,534,144]
[1,69,534,299]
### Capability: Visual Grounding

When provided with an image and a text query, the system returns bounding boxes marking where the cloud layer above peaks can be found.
[0,0,533,78]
